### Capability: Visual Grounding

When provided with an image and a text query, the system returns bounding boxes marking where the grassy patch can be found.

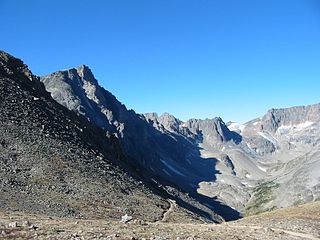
[293,199,305,206]
[244,181,280,216]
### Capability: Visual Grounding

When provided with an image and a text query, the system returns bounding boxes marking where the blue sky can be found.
[1,0,320,123]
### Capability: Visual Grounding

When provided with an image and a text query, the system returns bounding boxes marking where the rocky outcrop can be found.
[261,104,320,132]
[143,114,242,145]
[186,117,242,145]
[219,154,236,175]
[40,65,126,133]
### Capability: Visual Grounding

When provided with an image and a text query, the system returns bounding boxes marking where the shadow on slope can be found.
[129,127,242,221]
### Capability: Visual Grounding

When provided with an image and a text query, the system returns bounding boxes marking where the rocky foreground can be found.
[0,201,319,240]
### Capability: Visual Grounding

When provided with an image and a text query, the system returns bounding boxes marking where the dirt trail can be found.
[233,225,320,240]
[161,199,176,222]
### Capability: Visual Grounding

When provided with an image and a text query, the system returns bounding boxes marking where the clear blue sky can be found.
[1,0,320,123]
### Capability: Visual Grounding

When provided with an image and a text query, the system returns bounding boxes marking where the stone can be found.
[7,221,18,228]
[120,214,133,223]
[22,220,30,227]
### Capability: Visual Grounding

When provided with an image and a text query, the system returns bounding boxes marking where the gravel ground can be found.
[0,201,319,240]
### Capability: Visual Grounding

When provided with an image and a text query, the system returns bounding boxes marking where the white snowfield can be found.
[277,121,314,134]
[228,122,245,132]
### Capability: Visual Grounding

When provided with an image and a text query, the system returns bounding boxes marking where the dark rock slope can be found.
[0,50,222,223]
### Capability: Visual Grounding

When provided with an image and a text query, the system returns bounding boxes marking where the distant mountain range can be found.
[1,50,319,224]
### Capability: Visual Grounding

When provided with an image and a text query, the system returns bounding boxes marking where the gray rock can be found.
[22,220,30,227]
[7,221,17,228]
[120,214,133,223]
[261,104,320,132]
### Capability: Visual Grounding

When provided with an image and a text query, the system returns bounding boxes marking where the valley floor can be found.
[0,201,319,240]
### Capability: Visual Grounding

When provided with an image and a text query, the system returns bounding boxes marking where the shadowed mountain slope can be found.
[0,50,225,223]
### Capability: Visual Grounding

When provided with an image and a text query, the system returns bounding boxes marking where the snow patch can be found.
[228,122,245,132]
[258,131,278,144]
[245,174,251,179]
[277,121,314,134]
[258,166,267,172]
[242,182,254,187]
[200,150,214,158]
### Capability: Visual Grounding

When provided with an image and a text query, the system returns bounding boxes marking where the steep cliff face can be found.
[185,117,242,145]
[40,65,126,132]
[261,104,320,132]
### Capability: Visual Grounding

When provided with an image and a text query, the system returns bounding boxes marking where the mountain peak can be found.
[75,64,97,84]
[76,64,90,73]
[160,112,180,121]
[0,50,35,82]
[261,103,320,132]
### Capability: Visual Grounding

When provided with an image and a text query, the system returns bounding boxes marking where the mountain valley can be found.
[41,60,320,217]
[0,50,319,239]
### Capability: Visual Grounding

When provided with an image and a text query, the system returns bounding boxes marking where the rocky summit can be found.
[0,50,319,239]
